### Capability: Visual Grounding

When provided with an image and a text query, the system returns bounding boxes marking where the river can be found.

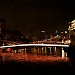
[0,47,74,75]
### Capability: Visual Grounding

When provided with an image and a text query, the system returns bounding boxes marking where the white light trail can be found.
[0,44,69,49]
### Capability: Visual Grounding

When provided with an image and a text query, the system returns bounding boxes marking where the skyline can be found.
[0,0,74,36]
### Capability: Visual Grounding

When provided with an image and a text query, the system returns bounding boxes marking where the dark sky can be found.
[0,0,74,37]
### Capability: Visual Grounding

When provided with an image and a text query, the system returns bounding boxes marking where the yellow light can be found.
[68,40,71,44]
[62,49,64,58]
[64,40,71,44]
[71,20,75,23]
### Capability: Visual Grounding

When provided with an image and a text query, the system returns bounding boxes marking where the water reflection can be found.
[0,53,69,63]
[0,47,69,63]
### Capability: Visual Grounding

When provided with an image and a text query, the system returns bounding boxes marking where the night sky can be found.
[0,0,74,37]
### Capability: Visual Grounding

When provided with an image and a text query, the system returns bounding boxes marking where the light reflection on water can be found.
[0,47,69,63]
[0,53,69,63]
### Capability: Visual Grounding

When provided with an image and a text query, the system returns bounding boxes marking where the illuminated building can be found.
[68,20,75,46]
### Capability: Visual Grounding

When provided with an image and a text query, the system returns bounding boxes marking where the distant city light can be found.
[61,32,63,33]
[41,31,45,33]
[65,31,67,33]
[56,35,58,36]
[55,30,58,33]
[64,40,71,44]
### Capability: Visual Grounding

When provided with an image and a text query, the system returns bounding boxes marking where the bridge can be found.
[0,43,69,49]
[0,43,69,59]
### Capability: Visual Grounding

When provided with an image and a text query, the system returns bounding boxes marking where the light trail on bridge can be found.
[0,44,69,49]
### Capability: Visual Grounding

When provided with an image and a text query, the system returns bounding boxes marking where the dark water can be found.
[0,53,73,75]
[0,60,73,75]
